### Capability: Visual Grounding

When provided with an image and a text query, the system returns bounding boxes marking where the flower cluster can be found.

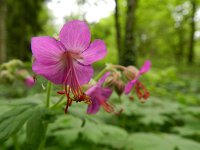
[31,20,151,114]
[0,59,35,87]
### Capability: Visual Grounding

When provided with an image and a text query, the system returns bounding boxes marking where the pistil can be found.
[59,52,92,113]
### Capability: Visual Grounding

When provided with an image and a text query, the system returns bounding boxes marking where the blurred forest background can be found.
[0,0,200,150]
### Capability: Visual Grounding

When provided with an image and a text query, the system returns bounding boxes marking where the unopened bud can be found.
[105,71,121,87]
[16,69,29,79]
[16,69,35,87]
[0,70,14,84]
[123,66,139,81]
[25,76,35,87]
[8,59,24,68]
[114,80,125,96]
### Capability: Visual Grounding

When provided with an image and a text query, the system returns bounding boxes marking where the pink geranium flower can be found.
[31,20,107,113]
[25,76,35,87]
[124,60,151,100]
[86,72,113,114]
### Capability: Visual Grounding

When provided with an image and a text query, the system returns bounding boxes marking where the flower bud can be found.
[123,66,139,81]
[8,59,24,68]
[16,69,29,79]
[114,80,125,96]
[25,76,35,87]
[105,71,121,87]
[16,69,35,87]
[0,70,14,84]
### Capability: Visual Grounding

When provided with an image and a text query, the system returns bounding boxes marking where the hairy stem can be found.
[94,66,110,81]
[46,81,52,108]
[39,81,52,150]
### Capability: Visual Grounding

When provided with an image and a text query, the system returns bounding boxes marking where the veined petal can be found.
[59,20,91,53]
[31,36,65,64]
[86,86,112,114]
[97,72,110,86]
[87,97,100,114]
[139,60,151,74]
[125,81,134,95]
[80,40,107,65]
[72,61,94,85]
[86,86,101,114]
[100,88,112,100]
[32,60,67,84]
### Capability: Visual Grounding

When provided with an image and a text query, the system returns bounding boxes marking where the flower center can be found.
[58,52,91,113]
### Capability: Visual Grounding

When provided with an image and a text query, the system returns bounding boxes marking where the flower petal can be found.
[59,20,91,53]
[87,98,100,114]
[25,76,35,87]
[97,72,110,86]
[100,88,112,100]
[139,60,151,74]
[80,40,107,65]
[32,60,67,84]
[31,36,65,64]
[124,81,134,95]
[86,86,101,114]
[73,61,94,85]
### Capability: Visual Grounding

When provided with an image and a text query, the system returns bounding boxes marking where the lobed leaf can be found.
[0,104,36,142]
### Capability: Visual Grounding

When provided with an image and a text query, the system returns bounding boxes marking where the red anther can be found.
[129,96,134,101]
[143,91,150,99]
[73,93,92,104]
[57,91,65,95]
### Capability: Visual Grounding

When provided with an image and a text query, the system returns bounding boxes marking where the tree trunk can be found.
[0,0,7,63]
[121,0,137,66]
[176,26,184,63]
[188,0,196,64]
[114,0,122,64]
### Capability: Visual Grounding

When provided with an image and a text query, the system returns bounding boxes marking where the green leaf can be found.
[80,120,128,149]
[48,115,83,147]
[52,129,80,147]
[0,104,36,142]
[81,120,104,143]
[125,133,200,150]
[25,107,54,150]
[97,124,128,149]
[173,115,200,136]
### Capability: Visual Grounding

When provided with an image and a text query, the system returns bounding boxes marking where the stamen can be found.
[135,81,150,101]
[99,100,114,113]
[61,52,91,113]
[73,93,92,104]
[57,91,65,95]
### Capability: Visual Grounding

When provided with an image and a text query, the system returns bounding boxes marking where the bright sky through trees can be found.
[46,0,115,29]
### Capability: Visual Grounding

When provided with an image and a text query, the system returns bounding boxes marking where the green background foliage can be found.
[0,0,200,149]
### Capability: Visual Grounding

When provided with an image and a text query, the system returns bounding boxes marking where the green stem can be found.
[38,81,52,150]
[12,134,20,150]
[51,95,65,109]
[38,124,48,150]
[94,67,109,81]
[46,81,52,108]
